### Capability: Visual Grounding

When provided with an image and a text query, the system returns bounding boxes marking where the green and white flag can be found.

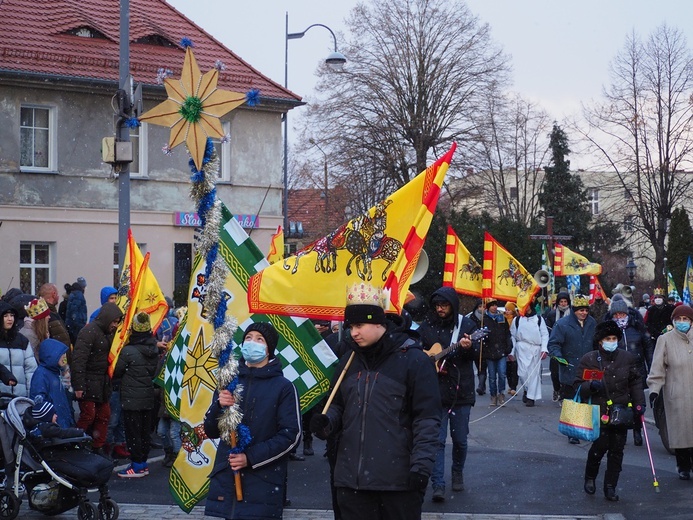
[156,203,338,512]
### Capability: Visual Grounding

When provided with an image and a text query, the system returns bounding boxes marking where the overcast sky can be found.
[168,0,693,165]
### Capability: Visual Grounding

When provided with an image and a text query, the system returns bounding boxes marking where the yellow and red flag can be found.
[482,232,539,315]
[589,275,610,304]
[553,243,602,276]
[266,225,284,265]
[248,143,457,319]
[109,229,168,375]
[443,225,482,297]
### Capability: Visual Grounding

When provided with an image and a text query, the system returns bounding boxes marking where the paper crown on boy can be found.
[653,287,665,297]
[25,298,50,321]
[572,294,590,309]
[344,283,389,327]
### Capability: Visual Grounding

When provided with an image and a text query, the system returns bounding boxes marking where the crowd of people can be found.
[4,276,693,520]
[0,281,182,484]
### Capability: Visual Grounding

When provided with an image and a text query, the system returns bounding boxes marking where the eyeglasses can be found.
[434,303,450,309]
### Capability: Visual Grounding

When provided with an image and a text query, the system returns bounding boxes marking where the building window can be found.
[20,105,56,171]
[285,243,298,256]
[20,243,51,294]
[588,188,599,215]
[174,243,192,307]
[211,121,231,182]
[130,122,148,177]
[509,187,518,200]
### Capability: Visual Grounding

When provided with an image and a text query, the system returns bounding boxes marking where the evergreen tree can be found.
[667,207,693,287]
[538,124,592,250]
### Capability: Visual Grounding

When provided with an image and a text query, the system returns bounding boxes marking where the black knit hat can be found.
[343,304,387,327]
[594,320,623,347]
[32,402,56,423]
[244,322,279,358]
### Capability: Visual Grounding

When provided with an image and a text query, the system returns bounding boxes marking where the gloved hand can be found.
[649,392,659,408]
[309,413,332,440]
[408,471,429,496]
[589,380,604,394]
[633,404,645,416]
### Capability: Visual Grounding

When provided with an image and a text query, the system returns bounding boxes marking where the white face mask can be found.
[602,340,618,352]
[654,298,664,306]
[241,341,268,364]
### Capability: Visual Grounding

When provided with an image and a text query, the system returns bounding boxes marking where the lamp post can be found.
[308,138,329,222]
[626,258,637,286]
[283,12,346,238]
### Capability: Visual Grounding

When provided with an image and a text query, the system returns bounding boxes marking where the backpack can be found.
[513,314,542,333]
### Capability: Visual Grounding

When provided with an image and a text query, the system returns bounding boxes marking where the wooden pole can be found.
[230,430,243,501]
[322,351,355,414]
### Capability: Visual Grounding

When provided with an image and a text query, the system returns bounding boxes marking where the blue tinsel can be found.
[229,424,252,454]
[214,295,228,329]
[204,243,219,280]
[197,190,217,224]
[245,89,260,107]
[180,37,194,49]
[218,344,233,367]
[125,117,141,129]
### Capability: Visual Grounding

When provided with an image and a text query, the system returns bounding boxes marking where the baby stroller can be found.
[0,397,118,520]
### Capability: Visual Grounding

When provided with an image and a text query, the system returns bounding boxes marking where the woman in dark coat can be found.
[204,322,301,519]
[574,320,645,502]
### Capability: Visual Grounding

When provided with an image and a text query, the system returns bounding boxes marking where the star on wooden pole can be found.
[139,46,247,171]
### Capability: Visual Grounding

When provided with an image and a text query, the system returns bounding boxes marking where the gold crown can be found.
[25,298,50,320]
[346,283,389,310]
[572,294,590,308]
[653,287,665,296]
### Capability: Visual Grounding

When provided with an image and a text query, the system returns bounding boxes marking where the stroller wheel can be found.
[98,499,119,520]
[77,501,97,520]
[0,490,19,520]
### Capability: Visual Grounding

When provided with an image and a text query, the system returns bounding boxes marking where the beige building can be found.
[0,0,300,309]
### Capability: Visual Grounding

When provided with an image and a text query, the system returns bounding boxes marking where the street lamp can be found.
[626,258,637,285]
[309,138,329,227]
[283,12,346,238]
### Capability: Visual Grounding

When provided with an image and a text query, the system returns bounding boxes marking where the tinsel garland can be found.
[189,137,250,455]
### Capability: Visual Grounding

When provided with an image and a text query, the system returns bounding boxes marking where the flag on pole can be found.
[266,225,284,265]
[566,275,581,296]
[553,243,602,276]
[109,230,168,376]
[683,257,693,305]
[667,270,682,302]
[589,275,610,304]
[442,225,482,297]
[248,144,457,319]
[159,204,338,513]
[541,242,555,295]
[482,232,540,315]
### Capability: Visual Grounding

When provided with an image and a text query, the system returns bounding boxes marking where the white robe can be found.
[510,314,549,401]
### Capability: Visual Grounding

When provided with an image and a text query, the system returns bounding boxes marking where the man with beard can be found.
[418,287,478,502]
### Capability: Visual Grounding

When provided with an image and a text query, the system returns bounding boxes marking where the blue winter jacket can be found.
[547,312,597,386]
[65,290,87,343]
[30,339,75,428]
[88,287,118,323]
[204,357,301,520]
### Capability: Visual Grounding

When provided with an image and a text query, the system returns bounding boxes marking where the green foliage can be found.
[667,207,693,286]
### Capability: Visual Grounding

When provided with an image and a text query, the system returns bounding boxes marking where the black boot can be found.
[583,478,596,495]
[476,374,487,396]
[303,438,314,456]
[633,429,643,446]
[604,485,619,501]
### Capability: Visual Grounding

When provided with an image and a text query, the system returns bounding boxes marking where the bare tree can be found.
[297,0,510,213]
[579,24,693,285]
[462,90,551,226]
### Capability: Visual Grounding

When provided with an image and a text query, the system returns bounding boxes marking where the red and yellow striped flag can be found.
[482,232,539,315]
[248,144,456,319]
[589,275,610,304]
[554,243,601,276]
[443,225,482,297]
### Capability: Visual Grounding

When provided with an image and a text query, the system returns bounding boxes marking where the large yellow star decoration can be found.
[139,45,248,171]
[182,327,218,403]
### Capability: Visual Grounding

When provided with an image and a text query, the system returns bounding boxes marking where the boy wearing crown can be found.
[644,287,674,343]
[310,283,441,520]
[547,294,597,444]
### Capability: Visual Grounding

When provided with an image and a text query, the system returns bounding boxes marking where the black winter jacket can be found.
[574,348,645,423]
[325,317,441,491]
[419,287,479,407]
[71,302,123,403]
[113,332,159,411]
[204,357,301,520]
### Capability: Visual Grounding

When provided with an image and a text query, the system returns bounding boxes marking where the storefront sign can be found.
[174,212,259,229]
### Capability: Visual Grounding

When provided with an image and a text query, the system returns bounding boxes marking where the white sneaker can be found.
[1,475,25,495]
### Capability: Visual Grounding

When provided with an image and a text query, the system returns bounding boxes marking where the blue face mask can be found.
[241,341,268,364]
[601,341,618,352]
[675,321,691,333]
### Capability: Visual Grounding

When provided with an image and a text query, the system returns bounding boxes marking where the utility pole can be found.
[117,0,132,271]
